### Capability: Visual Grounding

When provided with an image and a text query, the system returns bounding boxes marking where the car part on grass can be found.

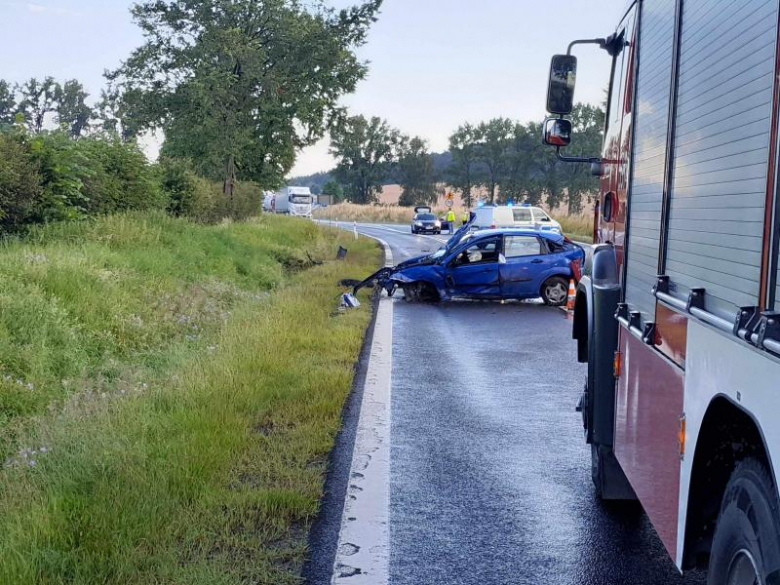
[341,293,361,309]
[337,246,348,260]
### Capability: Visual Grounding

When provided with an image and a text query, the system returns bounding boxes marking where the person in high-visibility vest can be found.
[446,208,456,234]
[461,209,470,226]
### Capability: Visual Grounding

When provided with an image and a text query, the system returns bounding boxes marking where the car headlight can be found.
[435,221,441,227]
[415,221,423,226]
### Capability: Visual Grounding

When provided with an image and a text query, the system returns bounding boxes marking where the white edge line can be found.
[331,233,393,584]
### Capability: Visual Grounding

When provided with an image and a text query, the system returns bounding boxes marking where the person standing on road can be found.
[446,208,456,234]
[461,209,470,226]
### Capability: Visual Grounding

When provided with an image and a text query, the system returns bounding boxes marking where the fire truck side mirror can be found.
[543,117,572,148]
[547,54,578,115]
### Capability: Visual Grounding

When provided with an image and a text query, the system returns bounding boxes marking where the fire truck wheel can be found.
[541,276,569,306]
[708,458,780,585]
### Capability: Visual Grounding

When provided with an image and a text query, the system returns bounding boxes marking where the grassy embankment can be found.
[0,212,380,584]
[315,202,595,241]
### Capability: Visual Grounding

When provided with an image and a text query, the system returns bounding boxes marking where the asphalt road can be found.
[312,222,705,585]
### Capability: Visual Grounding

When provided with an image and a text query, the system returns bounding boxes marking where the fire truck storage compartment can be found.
[665,0,777,316]
[624,0,676,325]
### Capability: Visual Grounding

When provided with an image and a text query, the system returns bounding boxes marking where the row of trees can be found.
[325,104,604,213]
[0,0,385,231]
[0,78,95,138]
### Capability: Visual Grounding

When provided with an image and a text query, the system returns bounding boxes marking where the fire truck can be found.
[543,0,780,582]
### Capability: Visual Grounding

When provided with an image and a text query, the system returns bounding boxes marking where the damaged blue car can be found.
[354,226,585,306]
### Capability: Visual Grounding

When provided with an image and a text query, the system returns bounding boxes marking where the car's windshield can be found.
[416,214,436,220]
[291,195,311,203]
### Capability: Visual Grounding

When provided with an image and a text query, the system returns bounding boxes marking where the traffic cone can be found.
[566,279,576,312]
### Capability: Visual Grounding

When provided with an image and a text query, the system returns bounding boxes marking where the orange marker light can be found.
[678,414,687,460]
[613,351,623,378]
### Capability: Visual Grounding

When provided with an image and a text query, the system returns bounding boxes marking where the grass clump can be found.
[0,212,380,584]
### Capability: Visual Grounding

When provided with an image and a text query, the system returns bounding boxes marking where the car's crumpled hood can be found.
[395,254,436,270]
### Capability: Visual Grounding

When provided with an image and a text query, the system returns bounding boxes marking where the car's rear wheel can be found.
[541,276,569,306]
[708,458,780,585]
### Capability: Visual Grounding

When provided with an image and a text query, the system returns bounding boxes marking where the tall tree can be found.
[0,80,16,128]
[17,77,60,134]
[330,114,401,204]
[397,136,437,206]
[447,123,480,208]
[322,179,345,203]
[558,103,604,212]
[474,118,514,203]
[109,0,383,196]
[56,80,93,139]
[501,122,536,204]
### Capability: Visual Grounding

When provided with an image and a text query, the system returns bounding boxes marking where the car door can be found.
[445,236,502,297]
[499,235,551,298]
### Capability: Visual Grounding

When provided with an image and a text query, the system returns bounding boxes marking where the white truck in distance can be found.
[274,187,314,218]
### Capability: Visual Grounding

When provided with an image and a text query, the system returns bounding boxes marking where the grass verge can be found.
[0,212,380,584]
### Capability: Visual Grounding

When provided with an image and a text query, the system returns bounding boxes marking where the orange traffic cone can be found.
[566,279,576,312]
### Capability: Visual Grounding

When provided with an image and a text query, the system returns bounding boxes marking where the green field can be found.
[0,212,380,584]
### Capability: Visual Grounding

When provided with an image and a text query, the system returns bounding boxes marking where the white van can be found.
[511,206,563,233]
[471,206,515,230]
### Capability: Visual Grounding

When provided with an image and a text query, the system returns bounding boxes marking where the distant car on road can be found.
[411,211,442,235]
[389,228,585,304]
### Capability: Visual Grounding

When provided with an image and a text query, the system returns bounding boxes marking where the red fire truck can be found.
[543,1,780,582]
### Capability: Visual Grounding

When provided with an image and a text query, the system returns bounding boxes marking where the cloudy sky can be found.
[0,0,625,175]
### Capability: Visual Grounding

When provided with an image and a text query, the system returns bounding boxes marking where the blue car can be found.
[385,228,585,305]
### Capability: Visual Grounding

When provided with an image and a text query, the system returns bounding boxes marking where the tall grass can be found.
[557,214,594,241]
[314,202,451,224]
[0,212,380,583]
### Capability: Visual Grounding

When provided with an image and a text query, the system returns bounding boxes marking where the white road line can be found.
[331,238,393,585]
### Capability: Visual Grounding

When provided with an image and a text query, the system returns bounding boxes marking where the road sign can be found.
[445,199,454,208]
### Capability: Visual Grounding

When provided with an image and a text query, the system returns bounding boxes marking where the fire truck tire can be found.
[708,458,780,585]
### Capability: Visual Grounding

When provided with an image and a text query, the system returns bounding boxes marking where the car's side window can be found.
[504,236,542,258]
[453,237,500,266]
[513,208,532,222]
[533,210,551,222]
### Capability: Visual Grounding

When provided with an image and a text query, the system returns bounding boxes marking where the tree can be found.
[558,103,604,212]
[56,80,93,139]
[397,136,437,206]
[474,118,514,203]
[330,114,401,204]
[0,80,16,128]
[447,123,480,208]
[322,179,344,203]
[17,77,60,134]
[109,0,384,197]
[501,122,536,204]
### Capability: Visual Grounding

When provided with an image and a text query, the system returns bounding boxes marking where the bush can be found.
[29,133,164,222]
[0,133,41,230]
[159,158,262,223]
[0,129,264,232]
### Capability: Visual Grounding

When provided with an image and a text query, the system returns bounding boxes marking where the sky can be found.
[0,0,625,176]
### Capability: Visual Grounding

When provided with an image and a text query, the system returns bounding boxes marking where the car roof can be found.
[471,228,564,241]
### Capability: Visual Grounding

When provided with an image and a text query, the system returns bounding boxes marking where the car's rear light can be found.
[571,259,583,281]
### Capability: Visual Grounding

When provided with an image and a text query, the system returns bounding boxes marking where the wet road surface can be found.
[314,223,705,585]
